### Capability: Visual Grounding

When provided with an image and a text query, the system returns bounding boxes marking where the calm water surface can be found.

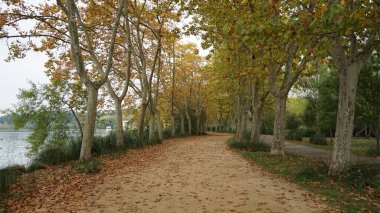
[0,131,31,168]
[0,130,110,169]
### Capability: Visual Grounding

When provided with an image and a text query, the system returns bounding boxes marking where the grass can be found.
[286,137,380,157]
[230,141,380,212]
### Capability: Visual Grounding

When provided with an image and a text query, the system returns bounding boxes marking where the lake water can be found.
[0,131,31,169]
[0,130,110,169]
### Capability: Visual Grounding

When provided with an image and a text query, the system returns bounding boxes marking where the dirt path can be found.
[57,133,327,212]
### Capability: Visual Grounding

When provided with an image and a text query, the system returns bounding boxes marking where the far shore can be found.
[0,128,31,132]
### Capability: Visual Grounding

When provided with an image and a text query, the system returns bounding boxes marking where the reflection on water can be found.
[0,129,110,169]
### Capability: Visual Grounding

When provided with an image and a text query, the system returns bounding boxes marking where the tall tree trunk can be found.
[327,34,374,175]
[239,113,247,141]
[138,102,148,144]
[180,113,185,135]
[329,66,360,175]
[271,94,287,155]
[170,39,176,138]
[236,114,242,138]
[196,116,200,135]
[80,85,98,161]
[171,113,176,137]
[250,107,263,143]
[186,110,192,135]
[157,111,163,141]
[149,109,156,142]
[375,127,380,154]
[114,98,124,147]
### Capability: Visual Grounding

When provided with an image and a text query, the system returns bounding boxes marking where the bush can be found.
[228,138,270,152]
[75,160,101,174]
[92,133,118,155]
[162,129,172,139]
[285,130,303,141]
[294,164,328,182]
[123,130,141,149]
[303,128,316,137]
[366,145,380,157]
[26,162,47,173]
[309,133,327,145]
[286,113,301,130]
[0,165,25,193]
[341,164,379,191]
[35,137,81,165]
[92,130,145,155]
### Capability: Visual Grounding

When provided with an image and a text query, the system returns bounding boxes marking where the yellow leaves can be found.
[0,15,6,27]
[321,5,327,15]
[340,0,346,7]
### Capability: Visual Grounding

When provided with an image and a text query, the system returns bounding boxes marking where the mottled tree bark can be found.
[114,99,124,147]
[80,85,98,161]
[250,108,263,143]
[328,35,374,175]
[149,109,156,142]
[138,102,148,144]
[271,93,287,155]
[329,65,360,174]
[180,113,185,135]
[157,112,163,141]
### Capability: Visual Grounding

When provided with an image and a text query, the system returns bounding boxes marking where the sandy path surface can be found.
[71,133,327,213]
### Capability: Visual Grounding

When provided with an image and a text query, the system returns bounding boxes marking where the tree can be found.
[1,0,126,160]
[9,82,73,154]
[315,1,380,174]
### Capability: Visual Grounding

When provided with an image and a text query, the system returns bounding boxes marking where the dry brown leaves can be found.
[0,137,183,213]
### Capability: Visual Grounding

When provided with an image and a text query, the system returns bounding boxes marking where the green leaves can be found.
[8,82,72,155]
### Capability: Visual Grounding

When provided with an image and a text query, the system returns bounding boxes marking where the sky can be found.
[0,34,207,115]
[0,42,49,113]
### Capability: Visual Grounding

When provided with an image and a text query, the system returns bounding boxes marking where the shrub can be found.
[34,138,81,165]
[26,162,47,173]
[285,130,303,141]
[341,164,379,191]
[286,113,301,130]
[37,145,71,164]
[294,164,328,182]
[303,128,316,137]
[228,138,247,149]
[162,129,172,139]
[75,160,101,174]
[0,165,25,193]
[123,130,141,149]
[374,185,380,198]
[228,138,270,152]
[366,145,380,157]
[147,134,161,145]
[92,132,118,155]
[309,133,327,145]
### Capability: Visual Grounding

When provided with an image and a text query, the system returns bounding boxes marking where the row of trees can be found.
[188,0,379,174]
[1,0,208,161]
[1,0,379,175]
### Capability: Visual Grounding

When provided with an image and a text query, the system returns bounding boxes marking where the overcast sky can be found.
[0,36,207,115]
[0,42,49,112]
